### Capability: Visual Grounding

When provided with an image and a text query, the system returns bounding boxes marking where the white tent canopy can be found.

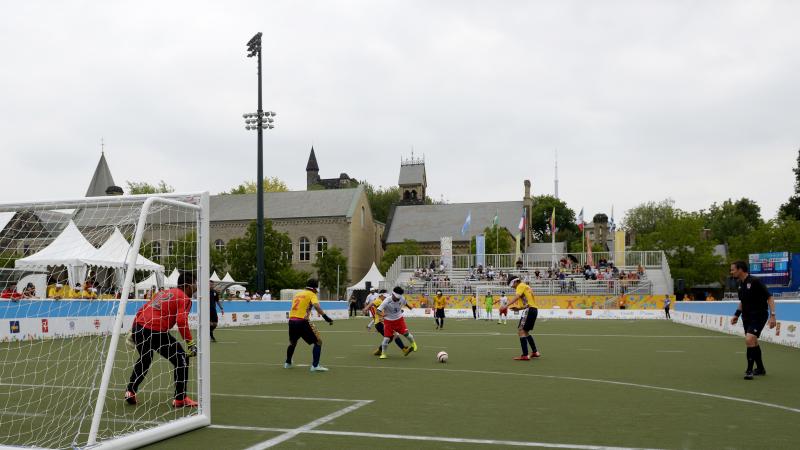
[135,272,160,292]
[222,273,235,282]
[0,212,15,234]
[15,221,98,288]
[210,271,220,282]
[346,263,384,299]
[165,268,180,288]
[82,228,164,273]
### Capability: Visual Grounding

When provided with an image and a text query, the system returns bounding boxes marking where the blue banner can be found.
[476,234,485,267]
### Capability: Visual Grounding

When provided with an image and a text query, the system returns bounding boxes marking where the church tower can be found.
[398,155,426,204]
[86,149,119,197]
[306,146,320,189]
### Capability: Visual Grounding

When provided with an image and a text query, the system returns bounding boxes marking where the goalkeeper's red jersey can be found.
[134,288,193,341]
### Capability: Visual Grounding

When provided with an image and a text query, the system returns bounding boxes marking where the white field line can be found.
[211,424,663,450]
[243,400,372,450]
[210,361,800,414]
[655,350,685,353]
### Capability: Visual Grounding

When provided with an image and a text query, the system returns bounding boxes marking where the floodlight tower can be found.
[243,31,276,293]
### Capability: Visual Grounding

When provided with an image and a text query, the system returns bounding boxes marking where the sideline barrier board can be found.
[0,300,348,342]
[401,308,667,320]
[673,300,800,348]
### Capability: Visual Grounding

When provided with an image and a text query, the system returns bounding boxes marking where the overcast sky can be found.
[1,1,797,224]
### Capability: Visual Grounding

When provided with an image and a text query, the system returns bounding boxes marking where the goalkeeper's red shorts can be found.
[383,317,408,338]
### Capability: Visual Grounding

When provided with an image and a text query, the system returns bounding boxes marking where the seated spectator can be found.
[637,264,645,277]
[47,282,67,299]
[68,284,83,299]
[515,258,523,270]
[1,284,22,300]
[263,290,272,300]
[429,260,436,271]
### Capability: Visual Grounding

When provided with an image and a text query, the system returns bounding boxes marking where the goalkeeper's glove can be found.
[322,314,334,325]
[185,339,197,357]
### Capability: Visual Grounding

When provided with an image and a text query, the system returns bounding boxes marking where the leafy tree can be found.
[312,246,348,299]
[705,198,762,244]
[634,211,723,288]
[361,182,401,223]
[779,148,800,220]
[567,240,605,253]
[727,218,800,262]
[622,199,677,236]
[470,226,514,254]
[227,177,289,195]
[125,180,175,195]
[529,195,578,243]
[0,250,18,269]
[379,239,422,273]
[225,221,309,293]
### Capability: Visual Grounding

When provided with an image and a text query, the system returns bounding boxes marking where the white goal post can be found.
[0,192,210,450]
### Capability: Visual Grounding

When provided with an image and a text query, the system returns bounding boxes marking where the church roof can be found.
[210,186,365,222]
[306,147,319,171]
[398,163,425,186]
[85,153,116,197]
[385,201,524,244]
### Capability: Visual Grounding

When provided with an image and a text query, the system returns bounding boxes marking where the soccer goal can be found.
[0,193,210,449]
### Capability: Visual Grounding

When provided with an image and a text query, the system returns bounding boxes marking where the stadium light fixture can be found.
[242,31,277,294]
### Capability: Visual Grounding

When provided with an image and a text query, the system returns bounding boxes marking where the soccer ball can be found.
[436,351,448,363]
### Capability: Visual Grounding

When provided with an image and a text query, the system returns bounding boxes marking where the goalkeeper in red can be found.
[125,271,198,408]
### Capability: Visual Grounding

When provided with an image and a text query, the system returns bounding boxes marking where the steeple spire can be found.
[86,151,116,197]
[306,146,319,171]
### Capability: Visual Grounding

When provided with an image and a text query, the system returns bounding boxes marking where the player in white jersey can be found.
[496,291,509,324]
[364,288,378,329]
[376,286,418,359]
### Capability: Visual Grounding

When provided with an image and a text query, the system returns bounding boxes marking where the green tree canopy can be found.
[727,218,800,262]
[622,199,677,236]
[634,211,723,288]
[379,239,422,273]
[227,177,289,195]
[529,195,578,243]
[779,148,800,220]
[225,220,309,293]
[312,246,348,299]
[125,180,175,195]
[361,182,401,223]
[705,198,762,244]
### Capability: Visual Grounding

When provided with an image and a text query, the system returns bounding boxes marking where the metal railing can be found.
[401,279,652,297]
[400,251,663,271]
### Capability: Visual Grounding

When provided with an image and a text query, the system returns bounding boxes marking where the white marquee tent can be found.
[15,221,99,288]
[346,263,384,299]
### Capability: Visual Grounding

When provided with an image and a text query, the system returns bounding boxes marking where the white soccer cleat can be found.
[310,365,329,372]
[284,362,293,369]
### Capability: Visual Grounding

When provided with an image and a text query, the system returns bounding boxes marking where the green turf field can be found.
[139,317,800,450]
[4,318,800,449]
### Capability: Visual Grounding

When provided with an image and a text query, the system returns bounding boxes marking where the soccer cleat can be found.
[379,353,388,359]
[754,368,767,376]
[411,341,418,352]
[310,365,329,372]
[529,352,541,358]
[172,396,198,408]
[124,390,137,405]
[498,321,502,324]
[373,347,382,356]
[743,371,754,380]
[513,355,531,361]
[402,346,413,356]
[284,362,293,369]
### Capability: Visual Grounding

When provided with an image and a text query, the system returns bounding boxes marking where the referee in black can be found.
[729,260,777,380]
[209,282,223,342]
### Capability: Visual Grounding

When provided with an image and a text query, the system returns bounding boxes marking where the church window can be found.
[316,237,328,258]
[299,237,311,261]
[167,241,176,256]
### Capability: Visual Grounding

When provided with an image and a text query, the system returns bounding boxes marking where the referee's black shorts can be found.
[289,319,321,345]
[518,307,538,332]
[435,308,445,318]
[210,307,219,323]
[742,312,769,338]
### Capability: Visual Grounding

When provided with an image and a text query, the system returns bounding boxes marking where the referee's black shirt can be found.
[737,275,771,316]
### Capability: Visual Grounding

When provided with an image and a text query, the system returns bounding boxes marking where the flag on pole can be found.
[550,207,556,235]
[517,210,525,232]
[576,207,584,231]
[461,211,471,237]
[493,210,499,227]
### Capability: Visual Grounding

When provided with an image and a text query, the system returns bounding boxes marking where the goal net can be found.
[0,193,210,449]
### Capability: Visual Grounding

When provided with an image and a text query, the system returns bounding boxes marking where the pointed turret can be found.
[306,146,320,188]
[86,152,117,197]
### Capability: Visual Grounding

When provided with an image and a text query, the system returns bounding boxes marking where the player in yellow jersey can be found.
[285,279,334,372]
[362,289,409,355]
[508,277,540,360]
[433,290,447,330]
